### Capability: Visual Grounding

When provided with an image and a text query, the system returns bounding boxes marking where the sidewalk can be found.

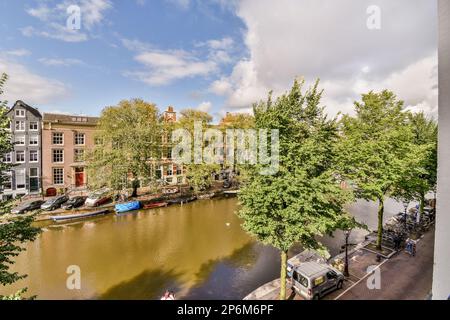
[333,227,434,300]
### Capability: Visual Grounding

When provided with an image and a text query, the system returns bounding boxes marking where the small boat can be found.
[143,201,168,209]
[167,196,196,205]
[50,209,110,222]
[115,201,141,213]
[197,193,215,200]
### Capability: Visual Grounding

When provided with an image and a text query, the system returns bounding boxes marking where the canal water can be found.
[0,196,406,300]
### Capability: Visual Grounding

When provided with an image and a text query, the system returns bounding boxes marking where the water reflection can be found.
[0,196,408,300]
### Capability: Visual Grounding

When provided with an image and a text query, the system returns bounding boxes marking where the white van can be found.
[291,261,344,300]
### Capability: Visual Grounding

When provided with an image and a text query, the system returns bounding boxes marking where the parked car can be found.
[291,261,344,300]
[41,195,69,211]
[11,200,45,214]
[85,189,112,207]
[61,196,87,210]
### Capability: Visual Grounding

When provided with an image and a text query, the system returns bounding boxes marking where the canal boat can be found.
[50,209,110,222]
[167,196,196,205]
[114,201,141,213]
[143,201,168,209]
[197,192,215,200]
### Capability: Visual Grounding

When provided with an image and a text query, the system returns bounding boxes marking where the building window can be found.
[74,133,85,145]
[165,165,173,176]
[16,151,25,163]
[3,172,12,190]
[166,177,173,183]
[176,165,182,175]
[29,136,39,146]
[15,136,25,145]
[177,176,183,184]
[16,169,26,189]
[53,168,64,185]
[3,153,12,163]
[52,149,64,163]
[74,149,85,162]
[15,121,25,131]
[15,109,25,117]
[30,150,38,162]
[29,121,38,131]
[52,132,63,145]
[30,168,39,192]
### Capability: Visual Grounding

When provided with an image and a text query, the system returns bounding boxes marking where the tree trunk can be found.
[418,191,425,223]
[279,250,288,300]
[376,198,384,250]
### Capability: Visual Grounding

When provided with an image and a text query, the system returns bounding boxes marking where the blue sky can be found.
[0,0,246,120]
[0,0,438,121]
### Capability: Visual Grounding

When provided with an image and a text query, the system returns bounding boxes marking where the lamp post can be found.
[402,200,409,233]
[343,229,351,277]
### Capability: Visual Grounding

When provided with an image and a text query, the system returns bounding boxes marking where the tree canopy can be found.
[0,73,40,298]
[87,99,163,193]
[238,79,353,299]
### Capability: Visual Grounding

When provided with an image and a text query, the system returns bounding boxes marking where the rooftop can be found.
[43,113,99,125]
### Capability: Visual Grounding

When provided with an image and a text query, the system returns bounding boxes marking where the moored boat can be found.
[167,196,196,205]
[143,202,168,209]
[50,209,110,222]
[115,201,141,213]
[197,192,215,200]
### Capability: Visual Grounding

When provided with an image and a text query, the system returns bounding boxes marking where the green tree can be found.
[238,79,352,300]
[0,73,40,298]
[339,90,412,250]
[87,99,162,196]
[393,112,437,217]
[176,109,220,194]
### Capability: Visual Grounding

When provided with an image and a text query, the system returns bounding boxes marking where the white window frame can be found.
[74,148,85,162]
[52,149,64,163]
[15,120,25,132]
[29,121,38,131]
[74,132,85,146]
[29,135,39,146]
[3,171,13,190]
[15,109,25,117]
[4,152,12,163]
[29,150,39,163]
[52,168,64,185]
[52,132,64,145]
[15,169,26,190]
[30,167,39,178]
[16,151,25,163]
[15,136,25,146]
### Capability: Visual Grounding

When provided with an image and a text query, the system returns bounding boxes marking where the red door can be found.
[75,168,85,187]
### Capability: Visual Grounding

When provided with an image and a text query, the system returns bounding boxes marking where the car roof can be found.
[294,261,331,278]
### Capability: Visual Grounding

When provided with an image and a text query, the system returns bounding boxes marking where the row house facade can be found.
[41,113,99,196]
[1,104,188,199]
[1,101,42,200]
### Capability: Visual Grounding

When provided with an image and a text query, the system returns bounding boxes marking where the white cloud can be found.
[38,58,84,67]
[22,24,89,43]
[196,101,212,112]
[0,57,69,105]
[123,36,234,86]
[214,0,438,116]
[5,49,31,57]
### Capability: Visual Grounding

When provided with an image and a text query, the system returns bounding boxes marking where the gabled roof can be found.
[7,100,42,118]
[43,113,99,125]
